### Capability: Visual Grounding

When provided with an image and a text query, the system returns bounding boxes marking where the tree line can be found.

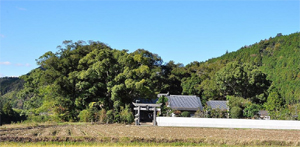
[1,32,299,123]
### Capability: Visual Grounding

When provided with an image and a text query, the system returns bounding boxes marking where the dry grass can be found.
[0,142,249,147]
[1,123,300,146]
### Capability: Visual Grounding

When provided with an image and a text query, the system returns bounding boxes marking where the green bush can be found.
[181,111,190,117]
[230,106,242,118]
[210,108,227,118]
[243,103,261,118]
[106,110,114,123]
[27,115,52,123]
[120,105,134,124]
[194,107,205,118]
[78,109,90,122]
[157,96,169,116]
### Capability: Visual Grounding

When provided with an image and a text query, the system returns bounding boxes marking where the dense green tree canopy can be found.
[1,32,299,121]
[19,41,167,121]
[216,61,270,103]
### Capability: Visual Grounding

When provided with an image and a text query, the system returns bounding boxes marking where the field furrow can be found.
[1,123,300,146]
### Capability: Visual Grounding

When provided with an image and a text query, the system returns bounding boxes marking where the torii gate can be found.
[132,103,162,126]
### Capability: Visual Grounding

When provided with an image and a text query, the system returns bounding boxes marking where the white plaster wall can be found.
[156,117,300,130]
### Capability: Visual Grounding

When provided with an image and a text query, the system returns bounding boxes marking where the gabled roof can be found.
[206,100,228,110]
[166,95,203,111]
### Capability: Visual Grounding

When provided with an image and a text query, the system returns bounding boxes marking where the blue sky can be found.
[0,0,299,77]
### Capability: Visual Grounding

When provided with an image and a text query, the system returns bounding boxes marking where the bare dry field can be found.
[1,123,300,146]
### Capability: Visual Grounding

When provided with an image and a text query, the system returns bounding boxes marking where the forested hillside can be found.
[0,77,24,108]
[0,77,23,95]
[214,32,300,103]
[180,32,300,119]
[1,32,299,123]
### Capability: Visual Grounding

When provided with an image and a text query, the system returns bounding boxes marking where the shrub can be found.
[210,108,227,118]
[157,96,169,116]
[78,109,90,122]
[106,110,114,124]
[243,103,261,118]
[181,111,190,117]
[194,107,205,118]
[27,115,52,123]
[230,106,242,118]
[120,105,134,124]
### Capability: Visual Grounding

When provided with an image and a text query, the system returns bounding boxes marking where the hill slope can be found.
[207,32,300,103]
[0,77,24,108]
[0,77,23,95]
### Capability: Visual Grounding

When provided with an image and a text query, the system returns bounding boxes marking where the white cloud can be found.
[16,6,27,11]
[15,63,31,67]
[0,61,11,65]
[0,61,31,67]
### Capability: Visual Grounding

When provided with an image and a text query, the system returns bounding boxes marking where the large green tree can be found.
[20,41,165,122]
[216,61,270,104]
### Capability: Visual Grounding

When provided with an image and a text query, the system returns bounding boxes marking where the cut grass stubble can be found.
[1,123,300,146]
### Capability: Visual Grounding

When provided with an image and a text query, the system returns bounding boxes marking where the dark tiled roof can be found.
[135,98,158,103]
[166,95,203,111]
[206,100,228,110]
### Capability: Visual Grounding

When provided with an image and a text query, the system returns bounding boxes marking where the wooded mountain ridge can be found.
[0,32,299,122]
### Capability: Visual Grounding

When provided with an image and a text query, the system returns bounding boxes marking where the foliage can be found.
[26,115,53,123]
[181,74,202,96]
[230,106,243,118]
[156,96,170,116]
[0,77,23,96]
[106,110,114,123]
[264,86,285,112]
[78,109,89,122]
[0,77,24,110]
[2,32,300,121]
[194,107,205,118]
[17,41,166,122]
[181,111,190,117]
[210,108,227,118]
[227,96,251,118]
[227,96,250,110]
[1,102,26,124]
[216,61,270,103]
[78,102,109,123]
[119,104,134,124]
[243,103,261,118]
[2,102,14,117]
